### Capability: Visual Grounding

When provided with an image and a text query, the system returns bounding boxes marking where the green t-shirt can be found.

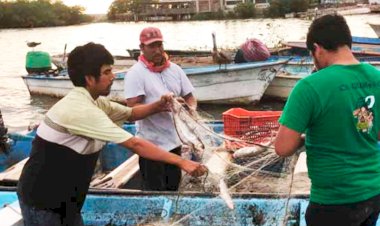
[280,63,380,204]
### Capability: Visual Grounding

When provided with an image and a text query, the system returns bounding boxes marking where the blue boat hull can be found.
[0,121,224,173]
[0,187,310,226]
[0,121,311,225]
[2,122,380,225]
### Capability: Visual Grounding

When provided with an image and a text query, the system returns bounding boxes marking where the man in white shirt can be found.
[124,27,197,191]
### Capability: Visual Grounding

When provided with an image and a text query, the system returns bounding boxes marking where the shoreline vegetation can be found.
[0,0,374,29]
[0,0,91,29]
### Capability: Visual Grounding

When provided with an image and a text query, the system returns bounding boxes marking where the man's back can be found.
[280,63,380,204]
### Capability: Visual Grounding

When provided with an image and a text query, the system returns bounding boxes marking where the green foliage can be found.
[108,0,129,20]
[0,0,91,28]
[214,9,226,20]
[191,11,227,21]
[107,0,156,21]
[226,10,237,19]
[191,12,216,20]
[265,0,309,18]
[234,2,256,19]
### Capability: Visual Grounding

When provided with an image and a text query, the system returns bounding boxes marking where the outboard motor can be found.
[0,110,10,154]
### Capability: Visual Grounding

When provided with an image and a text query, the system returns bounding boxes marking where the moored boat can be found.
[0,121,223,178]
[0,186,311,226]
[283,41,380,57]
[265,73,304,100]
[127,48,213,60]
[0,120,312,226]
[370,23,380,38]
[352,36,380,45]
[22,58,288,105]
[51,54,137,71]
[265,56,380,100]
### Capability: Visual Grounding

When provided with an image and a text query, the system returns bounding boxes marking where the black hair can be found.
[306,14,352,53]
[67,42,114,87]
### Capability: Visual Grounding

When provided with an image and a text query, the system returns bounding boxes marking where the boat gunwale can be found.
[22,60,290,79]
[0,186,309,199]
[183,60,290,76]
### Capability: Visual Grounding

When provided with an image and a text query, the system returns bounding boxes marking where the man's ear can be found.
[313,43,324,57]
[313,43,319,53]
[84,75,95,87]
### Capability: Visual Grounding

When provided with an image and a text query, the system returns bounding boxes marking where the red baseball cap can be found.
[140,27,163,45]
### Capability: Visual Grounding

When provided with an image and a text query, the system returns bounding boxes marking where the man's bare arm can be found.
[120,137,206,177]
[125,95,144,107]
[183,93,197,110]
[275,125,304,157]
[127,95,172,121]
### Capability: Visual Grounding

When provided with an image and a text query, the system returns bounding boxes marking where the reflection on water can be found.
[0,14,379,131]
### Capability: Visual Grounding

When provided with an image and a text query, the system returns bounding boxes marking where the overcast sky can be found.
[62,0,113,14]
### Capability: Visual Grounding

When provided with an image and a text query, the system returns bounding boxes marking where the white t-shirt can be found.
[124,61,195,151]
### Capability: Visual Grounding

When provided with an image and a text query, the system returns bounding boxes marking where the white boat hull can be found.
[186,63,283,104]
[264,74,303,100]
[265,58,380,100]
[370,23,380,38]
[22,61,286,105]
[22,75,126,103]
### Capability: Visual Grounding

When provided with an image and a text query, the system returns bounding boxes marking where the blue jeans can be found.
[19,200,84,226]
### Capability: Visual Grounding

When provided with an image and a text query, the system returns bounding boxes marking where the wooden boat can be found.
[0,121,312,226]
[22,58,288,105]
[0,186,311,226]
[283,41,380,57]
[128,47,291,61]
[127,49,213,60]
[51,54,137,71]
[264,56,380,100]
[352,36,380,45]
[0,122,223,182]
[370,23,380,38]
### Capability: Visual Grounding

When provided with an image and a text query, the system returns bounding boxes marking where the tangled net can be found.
[171,99,299,210]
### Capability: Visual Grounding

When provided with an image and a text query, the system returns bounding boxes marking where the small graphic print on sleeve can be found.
[353,98,374,133]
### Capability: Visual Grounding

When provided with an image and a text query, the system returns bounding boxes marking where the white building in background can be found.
[224,0,269,10]
[225,0,243,10]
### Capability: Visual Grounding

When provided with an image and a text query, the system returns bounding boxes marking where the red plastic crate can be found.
[222,108,282,143]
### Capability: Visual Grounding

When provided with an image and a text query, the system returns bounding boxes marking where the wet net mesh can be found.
[171,100,300,194]
[119,99,306,226]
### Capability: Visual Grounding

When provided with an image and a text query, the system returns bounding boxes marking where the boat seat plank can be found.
[90,154,139,189]
[0,201,23,226]
[294,152,307,174]
[0,158,28,182]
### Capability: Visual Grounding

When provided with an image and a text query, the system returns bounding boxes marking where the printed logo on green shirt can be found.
[353,96,375,133]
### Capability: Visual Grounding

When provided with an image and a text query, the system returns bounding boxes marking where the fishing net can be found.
[166,99,305,225]
[89,99,306,226]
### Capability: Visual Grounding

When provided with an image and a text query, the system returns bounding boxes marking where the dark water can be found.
[0,14,378,132]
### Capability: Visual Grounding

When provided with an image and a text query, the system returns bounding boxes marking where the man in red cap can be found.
[124,27,197,191]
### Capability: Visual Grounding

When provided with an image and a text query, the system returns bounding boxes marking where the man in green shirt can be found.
[275,15,380,226]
